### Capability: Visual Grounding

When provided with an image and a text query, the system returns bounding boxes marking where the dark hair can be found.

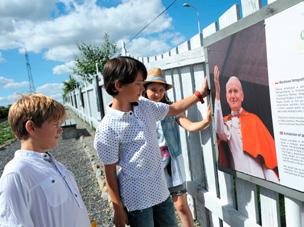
[103,56,147,96]
[144,82,173,104]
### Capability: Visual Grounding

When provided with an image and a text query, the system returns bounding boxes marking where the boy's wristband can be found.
[194,91,204,104]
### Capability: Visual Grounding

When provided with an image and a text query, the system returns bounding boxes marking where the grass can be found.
[0,121,15,145]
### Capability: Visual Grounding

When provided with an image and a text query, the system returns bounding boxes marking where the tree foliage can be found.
[73,33,117,82]
[63,77,77,98]
[0,106,10,119]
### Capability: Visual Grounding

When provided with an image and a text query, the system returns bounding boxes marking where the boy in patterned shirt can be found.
[94,56,209,227]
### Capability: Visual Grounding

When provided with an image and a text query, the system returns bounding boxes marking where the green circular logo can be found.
[301,30,304,40]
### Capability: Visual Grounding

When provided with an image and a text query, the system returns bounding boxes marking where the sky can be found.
[0,0,268,107]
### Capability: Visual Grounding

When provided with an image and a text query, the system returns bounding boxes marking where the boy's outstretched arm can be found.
[167,78,209,116]
[104,164,128,227]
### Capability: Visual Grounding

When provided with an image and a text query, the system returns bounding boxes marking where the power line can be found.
[129,0,178,42]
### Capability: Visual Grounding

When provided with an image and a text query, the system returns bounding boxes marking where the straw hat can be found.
[144,68,172,90]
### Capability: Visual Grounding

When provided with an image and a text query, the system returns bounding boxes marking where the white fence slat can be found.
[143,57,149,64]
[203,190,262,227]
[203,22,217,38]
[218,171,234,227]
[102,86,112,115]
[176,68,191,183]
[236,178,259,222]
[241,0,262,17]
[189,64,211,225]
[193,65,220,227]
[218,171,234,205]
[172,68,182,100]
[85,89,93,120]
[181,65,214,220]
[211,213,221,227]
[195,190,209,227]
[172,68,193,181]
[193,66,217,193]
[163,51,170,59]
[144,47,204,72]
[170,47,178,56]
[149,55,156,62]
[302,204,304,227]
[178,40,190,54]
[164,70,174,101]
[260,187,280,227]
[218,4,239,30]
[89,84,99,120]
[190,33,203,49]
[83,90,89,120]
[284,197,302,227]
[181,66,205,184]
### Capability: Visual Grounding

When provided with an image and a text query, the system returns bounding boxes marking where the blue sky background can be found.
[0,0,267,107]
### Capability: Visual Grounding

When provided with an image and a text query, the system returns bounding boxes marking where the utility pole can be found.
[24,49,36,93]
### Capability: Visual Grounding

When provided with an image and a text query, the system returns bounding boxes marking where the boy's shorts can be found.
[169,183,187,196]
[126,196,177,227]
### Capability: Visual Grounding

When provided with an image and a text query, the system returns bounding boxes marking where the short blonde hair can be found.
[8,94,66,140]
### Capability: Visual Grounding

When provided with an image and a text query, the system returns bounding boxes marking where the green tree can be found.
[63,77,77,98]
[73,33,117,83]
[0,106,10,119]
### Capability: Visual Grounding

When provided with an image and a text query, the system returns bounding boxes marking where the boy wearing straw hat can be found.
[94,56,209,227]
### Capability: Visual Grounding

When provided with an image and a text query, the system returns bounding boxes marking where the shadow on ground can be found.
[62,127,91,140]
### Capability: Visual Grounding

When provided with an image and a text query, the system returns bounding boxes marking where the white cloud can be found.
[0,0,175,59]
[126,31,185,57]
[0,0,55,20]
[0,93,21,107]
[159,32,185,46]
[4,81,29,89]
[0,83,64,106]
[53,61,75,75]
[36,83,64,102]
[0,76,29,89]
[44,45,79,62]
[0,76,13,85]
[0,0,185,105]
[128,37,170,57]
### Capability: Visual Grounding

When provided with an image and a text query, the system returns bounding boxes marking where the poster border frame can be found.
[204,0,304,201]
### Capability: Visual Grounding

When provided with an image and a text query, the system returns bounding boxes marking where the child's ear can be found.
[114,80,123,91]
[25,120,36,135]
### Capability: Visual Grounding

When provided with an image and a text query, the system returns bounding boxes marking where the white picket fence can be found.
[65,0,304,226]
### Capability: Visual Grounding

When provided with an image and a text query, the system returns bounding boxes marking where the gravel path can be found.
[64,110,114,226]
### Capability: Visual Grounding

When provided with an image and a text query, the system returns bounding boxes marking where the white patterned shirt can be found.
[94,97,170,211]
[0,150,90,227]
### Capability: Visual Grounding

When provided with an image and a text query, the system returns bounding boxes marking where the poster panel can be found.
[265,2,304,192]
[207,2,304,192]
